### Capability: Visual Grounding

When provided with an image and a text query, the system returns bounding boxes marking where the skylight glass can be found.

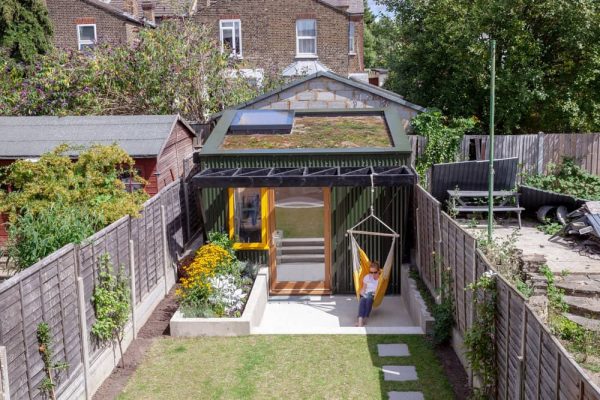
[230,110,295,134]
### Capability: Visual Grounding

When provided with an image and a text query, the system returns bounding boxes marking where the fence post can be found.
[76,277,91,400]
[161,205,170,296]
[0,346,9,400]
[129,240,137,340]
[537,132,545,174]
[183,180,191,244]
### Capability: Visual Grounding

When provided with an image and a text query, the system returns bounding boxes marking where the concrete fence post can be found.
[160,205,170,296]
[0,346,10,400]
[76,278,91,400]
[129,240,137,339]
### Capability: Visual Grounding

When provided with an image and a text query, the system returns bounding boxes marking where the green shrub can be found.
[523,158,600,200]
[5,203,102,270]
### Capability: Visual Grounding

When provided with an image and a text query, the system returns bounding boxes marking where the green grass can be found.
[275,207,324,238]
[221,115,391,150]
[118,335,455,400]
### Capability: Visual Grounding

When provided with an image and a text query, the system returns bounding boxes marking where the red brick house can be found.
[0,115,197,245]
[192,0,365,78]
[44,0,154,51]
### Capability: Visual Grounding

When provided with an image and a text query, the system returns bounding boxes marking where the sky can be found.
[367,0,392,17]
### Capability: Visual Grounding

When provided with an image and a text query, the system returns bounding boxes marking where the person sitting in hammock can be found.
[356,262,381,327]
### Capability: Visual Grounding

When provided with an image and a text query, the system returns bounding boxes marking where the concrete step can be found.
[564,313,600,332]
[280,238,324,247]
[280,246,325,255]
[556,279,600,298]
[564,295,600,318]
[279,254,325,263]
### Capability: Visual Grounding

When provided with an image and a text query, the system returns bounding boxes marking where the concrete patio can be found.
[252,295,423,335]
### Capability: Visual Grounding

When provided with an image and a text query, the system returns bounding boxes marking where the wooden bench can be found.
[447,190,524,228]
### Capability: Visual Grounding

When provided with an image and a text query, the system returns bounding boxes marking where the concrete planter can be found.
[170,267,268,337]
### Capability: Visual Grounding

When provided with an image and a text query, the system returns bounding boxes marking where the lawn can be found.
[275,206,324,238]
[118,335,454,400]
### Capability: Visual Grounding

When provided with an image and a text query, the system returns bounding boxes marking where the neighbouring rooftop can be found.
[219,111,392,150]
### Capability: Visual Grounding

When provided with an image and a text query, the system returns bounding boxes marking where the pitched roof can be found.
[0,115,194,158]
[82,0,154,26]
[210,71,426,120]
[320,0,364,14]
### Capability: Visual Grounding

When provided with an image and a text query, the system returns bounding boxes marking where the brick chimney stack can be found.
[141,1,156,23]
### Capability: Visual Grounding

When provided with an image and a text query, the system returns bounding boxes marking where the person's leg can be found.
[363,295,374,324]
[357,297,367,326]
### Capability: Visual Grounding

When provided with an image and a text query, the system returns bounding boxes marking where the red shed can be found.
[0,114,198,245]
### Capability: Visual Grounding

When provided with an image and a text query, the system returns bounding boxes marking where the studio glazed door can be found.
[268,187,331,295]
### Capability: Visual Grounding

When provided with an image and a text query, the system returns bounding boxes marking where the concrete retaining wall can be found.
[401,264,434,335]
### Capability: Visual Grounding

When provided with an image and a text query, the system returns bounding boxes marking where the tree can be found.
[0,20,279,121]
[379,0,600,133]
[363,1,396,69]
[0,0,52,63]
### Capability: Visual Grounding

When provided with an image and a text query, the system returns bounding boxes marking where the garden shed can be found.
[193,108,416,295]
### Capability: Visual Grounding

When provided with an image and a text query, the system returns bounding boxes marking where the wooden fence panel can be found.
[415,185,441,294]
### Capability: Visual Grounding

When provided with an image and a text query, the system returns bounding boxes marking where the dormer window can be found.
[220,19,242,57]
[77,24,97,50]
[296,19,317,57]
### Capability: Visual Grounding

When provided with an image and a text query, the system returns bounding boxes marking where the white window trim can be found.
[296,19,317,58]
[76,24,97,51]
[219,19,243,58]
[348,21,356,55]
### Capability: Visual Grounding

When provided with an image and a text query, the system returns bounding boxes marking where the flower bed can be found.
[170,232,268,337]
[176,232,256,318]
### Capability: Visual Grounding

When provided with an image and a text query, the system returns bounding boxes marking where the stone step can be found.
[280,246,325,255]
[382,365,418,382]
[388,392,424,400]
[378,344,410,357]
[564,296,600,318]
[280,238,324,247]
[279,254,325,263]
[556,279,600,298]
[564,313,600,332]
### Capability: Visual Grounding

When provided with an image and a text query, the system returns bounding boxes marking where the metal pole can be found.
[488,39,496,242]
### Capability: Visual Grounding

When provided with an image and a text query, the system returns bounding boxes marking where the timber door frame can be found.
[268,188,332,295]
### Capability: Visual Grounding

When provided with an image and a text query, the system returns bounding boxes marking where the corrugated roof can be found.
[0,115,192,158]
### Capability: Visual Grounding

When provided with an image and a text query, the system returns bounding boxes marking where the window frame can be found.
[76,24,97,51]
[296,19,317,58]
[228,188,269,250]
[219,19,243,58]
[348,21,356,55]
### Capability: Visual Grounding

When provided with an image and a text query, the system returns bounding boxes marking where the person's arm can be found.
[360,275,367,296]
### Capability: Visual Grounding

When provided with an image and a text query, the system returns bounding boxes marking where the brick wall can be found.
[247,76,419,128]
[46,0,137,50]
[193,0,364,76]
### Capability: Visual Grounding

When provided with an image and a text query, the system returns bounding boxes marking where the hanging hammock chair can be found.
[347,177,399,309]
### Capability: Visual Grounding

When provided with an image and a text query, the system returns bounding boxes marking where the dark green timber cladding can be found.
[199,152,412,294]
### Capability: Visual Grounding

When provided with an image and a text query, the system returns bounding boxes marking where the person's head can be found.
[369,262,381,278]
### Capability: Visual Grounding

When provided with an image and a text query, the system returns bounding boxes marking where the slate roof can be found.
[0,115,194,158]
[210,71,426,120]
[321,0,364,14]
[82,0,153,26]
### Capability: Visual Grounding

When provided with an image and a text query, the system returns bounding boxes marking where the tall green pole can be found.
[487,39,496,242]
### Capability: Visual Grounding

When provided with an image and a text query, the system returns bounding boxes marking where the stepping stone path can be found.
[378,343,424,399]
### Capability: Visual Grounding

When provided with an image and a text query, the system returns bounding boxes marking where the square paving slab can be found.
[382,365,418,382]
[388,392,424,400]
[378,343,410,357]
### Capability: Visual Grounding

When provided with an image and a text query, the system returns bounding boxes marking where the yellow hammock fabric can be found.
[350,234,396,309]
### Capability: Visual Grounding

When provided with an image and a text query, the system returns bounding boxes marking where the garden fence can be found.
[0,178,201,400]
[414,184,600,399]
[408,132,600,176]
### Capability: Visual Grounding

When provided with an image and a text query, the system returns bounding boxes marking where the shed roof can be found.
[0,115,194,159]
[210,71,426,120]
[82,0,153,26]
